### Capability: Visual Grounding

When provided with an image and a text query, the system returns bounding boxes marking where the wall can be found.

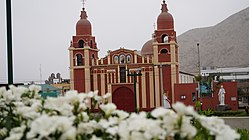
[174,82,238,111]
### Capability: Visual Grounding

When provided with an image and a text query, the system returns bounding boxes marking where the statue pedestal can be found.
[216,105,231,111]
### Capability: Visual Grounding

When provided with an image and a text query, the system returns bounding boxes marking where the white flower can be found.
[14,99,42,119]
[106,126,118,136]
[117,121,130,139]
[29,85,41,94]
[103,93,111,99]
[30,99,42,112]
[44,96,73,116]
[118,112,165,140]
[0,87,6,97]
[129,111,147,120]
[99,119,111,129]
[179,116,197,139]
[5,125,26,140]
[65,90,83,104]
[172,102,197,116]
[93,95,102,103]
[215,125,240,140]
[161,114,178,136]
[60,127,76,140]
[198,116,240,139]
[100,103,117,116]
[87,91,95,98]
[0,88,241,140]
[11,86,29,101]
[99,117,118,128]
[198,116,224,135]
[0,128,7,138]
[12,85,40,100]
[2,90,15,103]
[80,112,89,122]
[90,135,103,140]
[27,115,56,139]
[56,117,75,139]
[27,115,74,139]
[16,105,40,119]
[77,120,101,134]
[151,107,175,118]
[130,131,145,140]
[114,110,129,120]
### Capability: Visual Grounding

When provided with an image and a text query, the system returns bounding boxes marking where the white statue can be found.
[218,85,226,105]
[163,91,171,109]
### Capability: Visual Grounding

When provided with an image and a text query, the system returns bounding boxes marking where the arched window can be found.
[113,55,118,64]
[126,55,132,63]
[120,67,126,83]
[160,49,168,54]
[91,54,95,65]
[162,34,169,43]
[120,54,125,64]
[76,54,83,66]
[90,40,93,48]
[78,40,84,48]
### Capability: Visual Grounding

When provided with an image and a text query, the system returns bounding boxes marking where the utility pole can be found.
[40,64,42,84]
[197,43,201,76]
[127,69,142,112]
[197,42,202,110]
[6,0,13,85]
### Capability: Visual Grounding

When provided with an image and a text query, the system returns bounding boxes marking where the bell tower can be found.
[153,0,179,103]
[69,6,98,92]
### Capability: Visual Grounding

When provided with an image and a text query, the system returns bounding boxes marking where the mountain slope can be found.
[178,7,249,74]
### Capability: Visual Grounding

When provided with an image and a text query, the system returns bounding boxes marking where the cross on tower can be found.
[81,0,86,8]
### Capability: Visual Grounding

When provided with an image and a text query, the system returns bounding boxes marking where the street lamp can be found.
[6,0,13,84]
[127,68,142,112]
[197,42,202,110]
[197,42,200,76]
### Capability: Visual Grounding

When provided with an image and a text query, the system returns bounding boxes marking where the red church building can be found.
[68,1,238,111]
[69,1,178,112]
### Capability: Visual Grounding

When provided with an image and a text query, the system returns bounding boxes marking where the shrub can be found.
[237,129,249,140]
[0,85,240,140]
[213,111,249,117]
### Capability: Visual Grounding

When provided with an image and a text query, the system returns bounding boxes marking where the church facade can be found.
[69,1,179,112]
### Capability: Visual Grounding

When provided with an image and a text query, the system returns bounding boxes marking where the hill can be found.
[178,7,249,74]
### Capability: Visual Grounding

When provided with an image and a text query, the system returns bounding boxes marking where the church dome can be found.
[76,8,92,35]
[141,39,153,56]
[157,0,174,30]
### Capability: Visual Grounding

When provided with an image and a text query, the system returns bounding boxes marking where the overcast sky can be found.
[1,0,249,84]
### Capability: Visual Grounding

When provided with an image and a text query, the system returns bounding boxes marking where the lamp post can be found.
[6,0,13,84]
[197,42,202,110]
[197,43,200,76]
[127,69,142,112]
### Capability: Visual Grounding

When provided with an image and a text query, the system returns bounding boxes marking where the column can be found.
[141,70,146,108]
[149,68,155,108]
[154,66,160,107]
[101,70,105,96]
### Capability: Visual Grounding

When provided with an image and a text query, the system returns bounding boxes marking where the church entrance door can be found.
[112,87,135,112]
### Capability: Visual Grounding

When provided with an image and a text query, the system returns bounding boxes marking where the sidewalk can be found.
[221,117,249,130]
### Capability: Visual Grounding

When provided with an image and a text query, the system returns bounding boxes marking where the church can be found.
[69,1,179,112]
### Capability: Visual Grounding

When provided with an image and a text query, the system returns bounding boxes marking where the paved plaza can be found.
[221,117,249,130]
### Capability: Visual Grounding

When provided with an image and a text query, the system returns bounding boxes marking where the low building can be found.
[201,66,249,82]
[179,71,195,84]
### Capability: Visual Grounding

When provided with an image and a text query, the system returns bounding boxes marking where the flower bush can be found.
[0,85,240,140]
